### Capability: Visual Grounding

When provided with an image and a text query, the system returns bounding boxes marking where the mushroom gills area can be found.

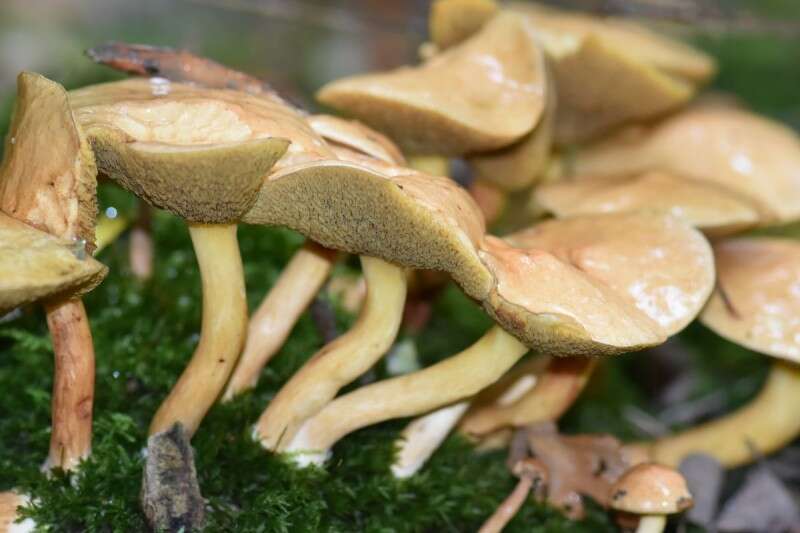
[149,223,247,437]
[258,256,407,451]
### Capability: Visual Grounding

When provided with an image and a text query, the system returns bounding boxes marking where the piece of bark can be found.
[716,465,800,532]
[679,453,724,528]
[141,423,205,532]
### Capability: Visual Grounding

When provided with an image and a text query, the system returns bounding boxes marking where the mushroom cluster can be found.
[1,0,799,530]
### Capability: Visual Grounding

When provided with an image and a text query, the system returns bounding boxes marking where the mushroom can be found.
[0,72,107,471]
[505,2,715,144]
[460,356,596,438]
[390,210,713,477]
[608,463,693,533]
[282,212,713,465]
[68,77,291,439]
[536,171,762,238]
[0,212,106,314]
[564,105,800,225]
[317,11,548,154]
[631,238,800,468]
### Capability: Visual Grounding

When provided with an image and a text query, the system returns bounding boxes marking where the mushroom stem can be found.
[149,223,247,437]
[0,491,34,532]
[285,326,528,464]
[223,241,336,400]
[129,203,153,281]
[391,401,471,478]
[477,475,534,533]
[257,256,407,450]
[636,515,666,533]
[43,298,95,472]
[629,360,800,468]
[461,357,596,437]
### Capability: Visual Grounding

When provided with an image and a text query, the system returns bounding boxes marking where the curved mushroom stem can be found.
[391,401,470,478]
[284,326,529,465]
[628,360,800,468]
[222,241,336,400]
[390,356,594,477]
[129,203,153,281]
[636,515,666,533]
[256,256,407,450]
[461,357,597,437]
[43,298,95,472]
[477,475,534,533]
[0,491,34,532]
[149,223,247,437]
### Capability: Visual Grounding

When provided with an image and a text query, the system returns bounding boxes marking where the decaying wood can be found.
[141,423,205,532]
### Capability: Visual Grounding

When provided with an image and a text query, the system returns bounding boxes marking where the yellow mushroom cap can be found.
[507,2,714,144]
[0,72,99,249]
[0,212,107,313]
[317,12,547,155]
[536,171,761,237]
[701,238,800,363]
[609,463,692,514]
[481,212,715,355]
[573,107,800,225]
[429,0,498,50]
[69,78,294,223]
[307,114,405,165]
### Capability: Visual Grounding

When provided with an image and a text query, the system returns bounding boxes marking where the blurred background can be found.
[1,0,799,138]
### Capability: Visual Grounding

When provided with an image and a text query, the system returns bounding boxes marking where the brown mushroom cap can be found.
[0,212,107,313]
[68,78,293,223]
[572,107,800,225]
[0,72,99,249]
[701,238,800,363]
[609,462,692,514]
[536,171,761,237]
[507,2,714,144]
[429,0,498,50]
[317,12,547,155]
[307,114,405,165]
[468,67,556,192]
[481,212,714,355]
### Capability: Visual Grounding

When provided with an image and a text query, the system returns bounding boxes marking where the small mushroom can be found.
[632,238,800,468]
[609,463,693,533]
[317,11,548,154]
[567,106,800,225]
[0,72,107,471]
[284,213,714,465]
[536,171,761,237]
[69,77,291,439]
[506,2,715,144]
